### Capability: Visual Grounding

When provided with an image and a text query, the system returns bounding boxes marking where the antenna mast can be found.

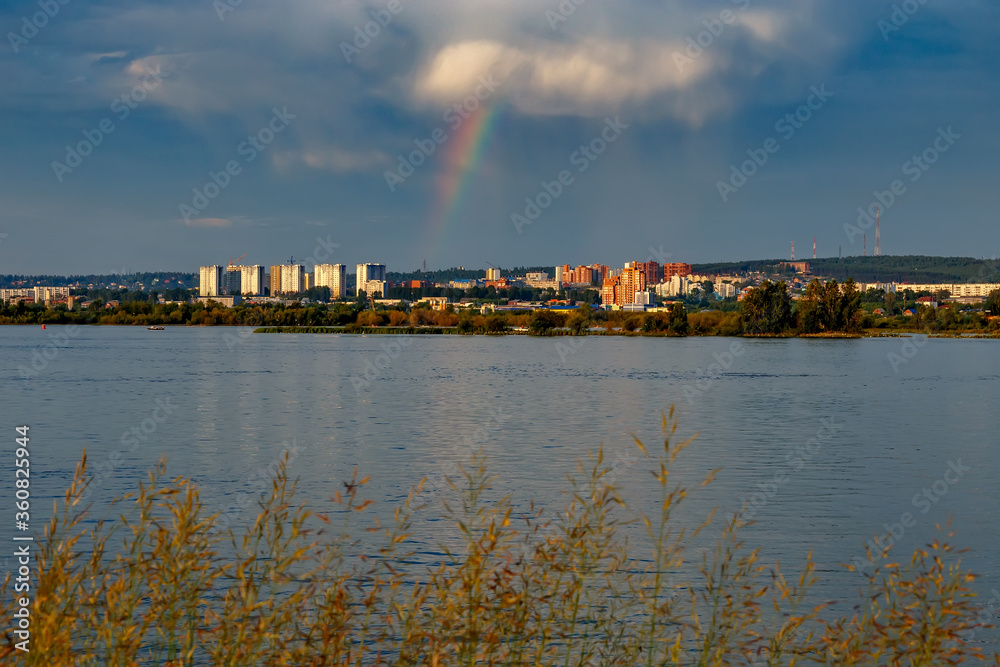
[875,207,881,256]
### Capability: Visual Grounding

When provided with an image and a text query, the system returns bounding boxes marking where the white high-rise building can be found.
[356,263,386,287]
[199,265,224,297]
[240,265,266,295]
[315,264,347,298]
[220,265,266,295]
[280,264,306,294]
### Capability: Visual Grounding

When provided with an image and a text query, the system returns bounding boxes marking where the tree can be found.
[740,281,793,335]
[840,279,863,332]
[885,291,897,316]
[622,315,641,332]
[797,280,825,333]
[668,302,689,335]
[986,289,1000,320]
[484,315,507,333]
[796,279,862,333]
[567,311,590,335]
[528,310,563,335]
[356,311,382,327]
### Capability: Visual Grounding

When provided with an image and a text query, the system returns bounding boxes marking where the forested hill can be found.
[693,256,1000,283]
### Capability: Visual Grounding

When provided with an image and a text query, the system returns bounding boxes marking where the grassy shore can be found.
[250,325,1000,339]
[2,411,996,665]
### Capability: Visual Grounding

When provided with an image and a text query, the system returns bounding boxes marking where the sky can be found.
[1,0,999,275]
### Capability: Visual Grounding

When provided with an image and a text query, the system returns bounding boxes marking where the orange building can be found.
[633,261,663,285]
[601,267,647,306]
[663,263,693,279]
[601,277,619,306]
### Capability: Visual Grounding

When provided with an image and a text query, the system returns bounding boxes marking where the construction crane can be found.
[228,252,248,267]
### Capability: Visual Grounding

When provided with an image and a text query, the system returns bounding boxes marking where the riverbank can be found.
[250,326,1000,339]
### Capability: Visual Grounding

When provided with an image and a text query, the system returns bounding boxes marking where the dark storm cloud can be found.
[0,0,998,273]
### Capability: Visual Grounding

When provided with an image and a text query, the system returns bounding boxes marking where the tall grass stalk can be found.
[1,414,996,665]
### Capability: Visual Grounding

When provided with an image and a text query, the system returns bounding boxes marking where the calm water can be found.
[2,326,998,646]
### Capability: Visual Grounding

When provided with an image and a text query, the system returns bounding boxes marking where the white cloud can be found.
[413,38,716,118]
[271,147,388,173]
[184,217,232,228]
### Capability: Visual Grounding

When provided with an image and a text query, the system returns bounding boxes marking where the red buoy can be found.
[42,324,46,330]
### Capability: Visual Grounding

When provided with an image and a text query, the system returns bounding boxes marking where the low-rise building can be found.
[195,295,242,307]
[0,286,71,303]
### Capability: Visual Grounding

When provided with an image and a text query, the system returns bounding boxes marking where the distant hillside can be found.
[693,256,1000,283]
[0,272,197,288]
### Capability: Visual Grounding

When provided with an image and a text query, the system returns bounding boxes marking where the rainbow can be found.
[424,104,503,261]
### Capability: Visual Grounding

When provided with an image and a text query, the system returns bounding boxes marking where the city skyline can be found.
[2,2,1000,274]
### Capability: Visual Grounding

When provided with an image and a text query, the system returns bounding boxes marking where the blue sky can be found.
[1,0,999,274]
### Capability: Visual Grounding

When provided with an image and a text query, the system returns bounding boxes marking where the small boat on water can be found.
[147,326,165,331]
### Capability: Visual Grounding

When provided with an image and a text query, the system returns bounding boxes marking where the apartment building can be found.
[315,264,347,298]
